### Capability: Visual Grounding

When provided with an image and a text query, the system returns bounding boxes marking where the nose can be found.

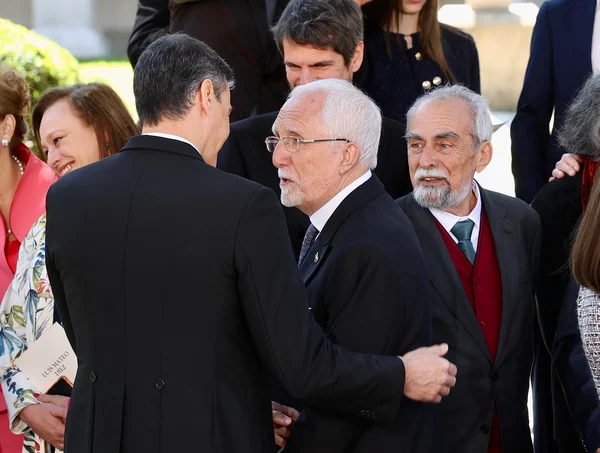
[271,141,290,169]
[47,148,61,170]
[418,144,438,169]
[298,69,318,86]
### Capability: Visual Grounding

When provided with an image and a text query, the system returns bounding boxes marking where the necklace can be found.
[11,154,23,177]
[5,154,24,238]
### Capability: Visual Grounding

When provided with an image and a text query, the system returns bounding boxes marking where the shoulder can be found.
[440,24,477,49]
[484,189,541,227]
[230,110,278,135]
[381,116,406,135]
[531,173,582,213]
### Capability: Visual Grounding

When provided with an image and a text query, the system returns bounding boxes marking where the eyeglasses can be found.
[265,136,350,154]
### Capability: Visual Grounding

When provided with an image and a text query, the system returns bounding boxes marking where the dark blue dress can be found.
[358,23,481,123]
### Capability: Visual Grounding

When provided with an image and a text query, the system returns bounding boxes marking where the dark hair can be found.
[134,34,235,127]
[362,0,455,82]
[0,66,30,151]
[572,170,600,294]
[558,74,600,158]
[272,0,364,66]
[32,83,139,159]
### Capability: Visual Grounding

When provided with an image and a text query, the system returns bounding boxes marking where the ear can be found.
[1,114,16,141]
[349,41,364,74]
[197,79,215,117]
[475,141,493,173]
[339,142,361,175]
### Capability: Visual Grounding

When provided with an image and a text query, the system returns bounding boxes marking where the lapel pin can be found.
[314,252,319,263]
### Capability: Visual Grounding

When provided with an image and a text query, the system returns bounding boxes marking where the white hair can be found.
[288,79,381,169]
[406,85,493,148]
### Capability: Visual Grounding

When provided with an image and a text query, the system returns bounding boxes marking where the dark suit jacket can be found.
[45,135,407,453]
[168,0,289,121]
[284,175,434,453]
[532,172,600,452]
[127,0,170,68]
[398,187,541,453]
[553,278,600,453]
[217,110,412,259]
[511,0,596,203]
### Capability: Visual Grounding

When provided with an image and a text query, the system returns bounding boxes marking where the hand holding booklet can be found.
[14,323,77,396]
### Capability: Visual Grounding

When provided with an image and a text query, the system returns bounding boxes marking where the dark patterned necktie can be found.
[450,219,476,265]
[298,224,319,267]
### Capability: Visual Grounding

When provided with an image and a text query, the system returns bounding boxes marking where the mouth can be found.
[418,177,447,186]
[58,162,76,176]
[279,177,295,186]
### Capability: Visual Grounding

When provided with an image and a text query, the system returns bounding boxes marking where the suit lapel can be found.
[480,188,518,363]
[299,175,385,287]
[247,0,269,58]
[404,196,493,364]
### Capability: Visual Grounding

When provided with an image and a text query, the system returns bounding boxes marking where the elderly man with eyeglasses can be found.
[268,78,446,453]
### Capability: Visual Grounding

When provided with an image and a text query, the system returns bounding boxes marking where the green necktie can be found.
[450,219,476,265]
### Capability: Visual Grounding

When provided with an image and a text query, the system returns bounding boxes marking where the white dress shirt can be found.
[143,132,201,155]
[310,171,372,234]
[429,182,482,253]
[593,0,600,74]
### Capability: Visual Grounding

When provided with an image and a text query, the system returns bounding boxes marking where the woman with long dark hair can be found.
[358,0,480,122]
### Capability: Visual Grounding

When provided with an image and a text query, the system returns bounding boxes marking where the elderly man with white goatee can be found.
[269,79,456,453]
[397,85,541,453]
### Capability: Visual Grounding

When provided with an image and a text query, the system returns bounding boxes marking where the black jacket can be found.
[398,188,540,453]
[217,110,412,259]
[284,175,434,453]
[511,0,596,202]
[532,172,600,452]
[45,135,408,453]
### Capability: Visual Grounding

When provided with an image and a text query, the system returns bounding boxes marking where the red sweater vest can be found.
[434,208,503,453]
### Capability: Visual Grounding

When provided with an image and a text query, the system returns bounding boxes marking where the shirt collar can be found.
[143,132,201,155]
[310,170,372,233]
[429,181,482,232]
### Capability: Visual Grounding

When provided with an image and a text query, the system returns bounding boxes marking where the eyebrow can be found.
[284,60,335,68]
[404,131,460,140]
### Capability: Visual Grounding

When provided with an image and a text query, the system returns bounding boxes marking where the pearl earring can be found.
[1,138,8,148]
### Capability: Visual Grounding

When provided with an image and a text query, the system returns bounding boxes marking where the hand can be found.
[549,153,582,181]
[354,0,374,4]
[19,397,68,450]
[272,401,300,448]
[400,343,457,403]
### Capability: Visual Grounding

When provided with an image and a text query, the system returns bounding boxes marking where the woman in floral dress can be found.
[0,83,138,453]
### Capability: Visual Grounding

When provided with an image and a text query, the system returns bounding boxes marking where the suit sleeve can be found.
[552,279,600,452]
[234,187,405,420]
[127,0,170,68]
[510,2,554,203]
[468,38,481,94]
[45,185,77,352]
[216,126,248,178]
[286,243,430,452]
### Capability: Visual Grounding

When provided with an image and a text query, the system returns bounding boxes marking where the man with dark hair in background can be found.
[218,0,412,260]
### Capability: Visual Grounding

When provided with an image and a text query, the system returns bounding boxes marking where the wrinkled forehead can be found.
[407,98,473,138]
[273,91,326,136]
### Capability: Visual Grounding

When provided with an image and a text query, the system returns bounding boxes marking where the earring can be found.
[1,137,8,148]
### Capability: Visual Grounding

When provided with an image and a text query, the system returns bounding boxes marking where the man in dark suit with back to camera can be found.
[218,0,412,260]
[398,85,541,453]
[45,34,457,453]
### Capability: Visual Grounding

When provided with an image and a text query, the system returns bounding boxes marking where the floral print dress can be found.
[0,214,59,453]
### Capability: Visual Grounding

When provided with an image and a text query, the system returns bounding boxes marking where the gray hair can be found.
[558,74,600,158]
[134,34,235,127]
[272,0,364,66]
[406,85,493,148]
[288,79,381,170]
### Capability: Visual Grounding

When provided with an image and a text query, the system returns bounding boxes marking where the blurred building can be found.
[0,0,541,111]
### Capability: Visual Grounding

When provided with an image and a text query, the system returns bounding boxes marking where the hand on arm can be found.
[400,343,457,403]
[549,153,583,181]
